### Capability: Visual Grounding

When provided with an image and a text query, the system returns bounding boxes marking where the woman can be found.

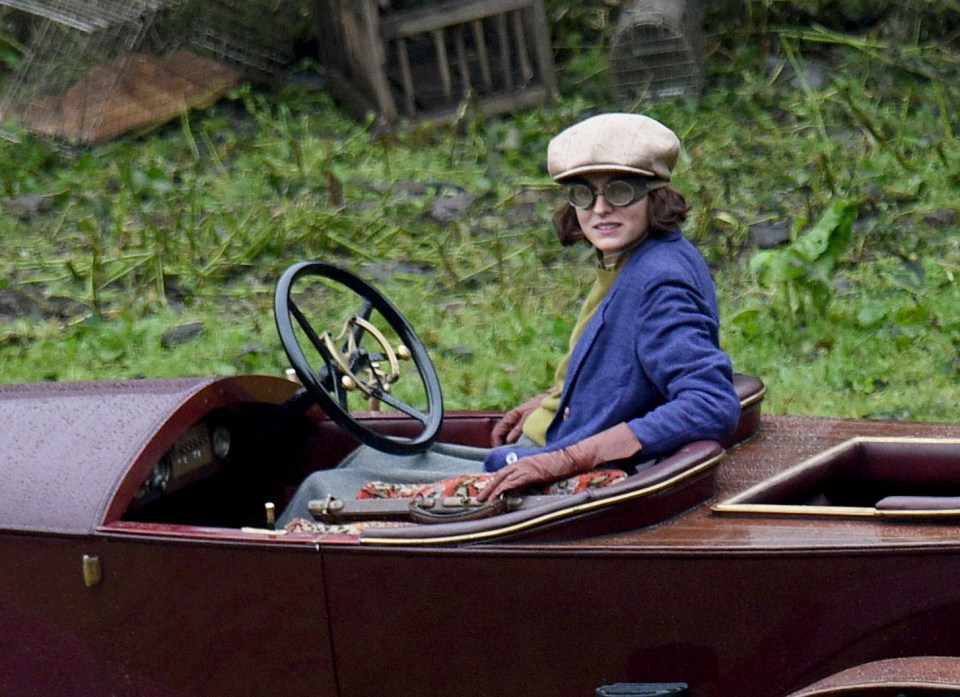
[277,113,740,525]
[477,112,739,500]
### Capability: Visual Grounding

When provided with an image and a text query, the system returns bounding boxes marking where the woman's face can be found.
[572,173,651,254]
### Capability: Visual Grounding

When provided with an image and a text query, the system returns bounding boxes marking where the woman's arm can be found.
[625,277,740,458]
[477,422,641,500]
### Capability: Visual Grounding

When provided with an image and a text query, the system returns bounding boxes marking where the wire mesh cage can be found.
[0,0,303,144]
[608,0,704,104]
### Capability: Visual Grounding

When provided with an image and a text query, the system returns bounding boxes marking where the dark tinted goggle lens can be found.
[566,179,648,209]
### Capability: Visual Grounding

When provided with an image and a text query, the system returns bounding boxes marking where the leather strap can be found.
[408,494,507,523]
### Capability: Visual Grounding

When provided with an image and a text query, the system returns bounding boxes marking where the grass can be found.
[1,13,960,422]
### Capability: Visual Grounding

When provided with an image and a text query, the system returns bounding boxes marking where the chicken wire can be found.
[0,0,302,144]
[608,0,704,104]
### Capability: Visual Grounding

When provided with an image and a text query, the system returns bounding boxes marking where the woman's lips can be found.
[594,222,621,234]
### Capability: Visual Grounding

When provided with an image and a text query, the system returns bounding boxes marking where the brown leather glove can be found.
[489,389,555,446]
[478,422,641,501]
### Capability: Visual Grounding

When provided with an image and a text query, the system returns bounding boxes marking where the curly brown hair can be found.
[552,186,690,246]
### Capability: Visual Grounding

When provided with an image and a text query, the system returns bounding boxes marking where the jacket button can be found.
[563,407,571,421]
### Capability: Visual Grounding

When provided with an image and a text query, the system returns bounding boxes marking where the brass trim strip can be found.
[739,383,767,409]
[711,502,877,517]
[360,452,724,546]
[712,502,960,519]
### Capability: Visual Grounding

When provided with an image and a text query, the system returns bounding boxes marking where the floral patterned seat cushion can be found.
[283,469,629,535]
[356,469,628,500]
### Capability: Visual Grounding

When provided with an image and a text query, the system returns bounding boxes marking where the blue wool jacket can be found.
[484,229,740,472]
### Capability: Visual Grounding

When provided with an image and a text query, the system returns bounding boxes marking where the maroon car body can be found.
[3,373,960,697]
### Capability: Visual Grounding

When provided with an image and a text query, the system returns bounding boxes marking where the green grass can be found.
[2,17,960,422]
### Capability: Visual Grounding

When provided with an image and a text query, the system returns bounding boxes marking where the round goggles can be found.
[566,178,652,210]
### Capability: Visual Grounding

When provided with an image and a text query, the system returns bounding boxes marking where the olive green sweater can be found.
[522,262,623,445]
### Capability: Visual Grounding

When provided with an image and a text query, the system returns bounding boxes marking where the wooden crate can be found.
[314,0,557,123]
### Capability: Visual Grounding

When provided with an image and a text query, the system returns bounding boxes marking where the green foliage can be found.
[2,3,960,421]
[543,0,619,55]
[0,8,25,73]
[748,200,856,318]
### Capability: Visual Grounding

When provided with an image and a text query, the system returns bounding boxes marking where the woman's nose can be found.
[592,194,614,213]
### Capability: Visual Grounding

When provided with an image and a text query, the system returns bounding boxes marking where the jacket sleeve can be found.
[624,275,740,459]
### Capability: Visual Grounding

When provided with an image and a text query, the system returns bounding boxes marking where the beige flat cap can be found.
[547,113,681,181]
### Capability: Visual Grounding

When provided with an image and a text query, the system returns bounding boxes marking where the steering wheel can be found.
[274,261,443,455]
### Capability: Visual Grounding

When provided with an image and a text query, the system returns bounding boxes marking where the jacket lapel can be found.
[558,273,624,407]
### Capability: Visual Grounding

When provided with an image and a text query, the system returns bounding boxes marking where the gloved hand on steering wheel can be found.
[477,422,642,501]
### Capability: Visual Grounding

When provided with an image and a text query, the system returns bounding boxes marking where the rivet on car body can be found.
[82,554,102,588]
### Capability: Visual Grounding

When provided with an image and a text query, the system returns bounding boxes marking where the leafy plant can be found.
[0,8,26,73]
[2,4,960,422]
[748,200,857,318]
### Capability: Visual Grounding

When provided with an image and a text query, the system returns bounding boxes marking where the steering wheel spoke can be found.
[366,388,432,424]
[275,261,443,454]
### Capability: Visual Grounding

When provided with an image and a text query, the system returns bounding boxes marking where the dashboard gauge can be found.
[212,425,231,459]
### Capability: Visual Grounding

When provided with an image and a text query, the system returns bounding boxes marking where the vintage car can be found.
[3,261,960,697]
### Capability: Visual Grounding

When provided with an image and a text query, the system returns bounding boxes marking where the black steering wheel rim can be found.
[274,261,443,455]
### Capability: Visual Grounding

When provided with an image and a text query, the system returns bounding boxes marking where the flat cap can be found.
[547,113,681,182]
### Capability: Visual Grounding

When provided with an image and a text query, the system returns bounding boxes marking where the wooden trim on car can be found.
[714,436,960,519]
